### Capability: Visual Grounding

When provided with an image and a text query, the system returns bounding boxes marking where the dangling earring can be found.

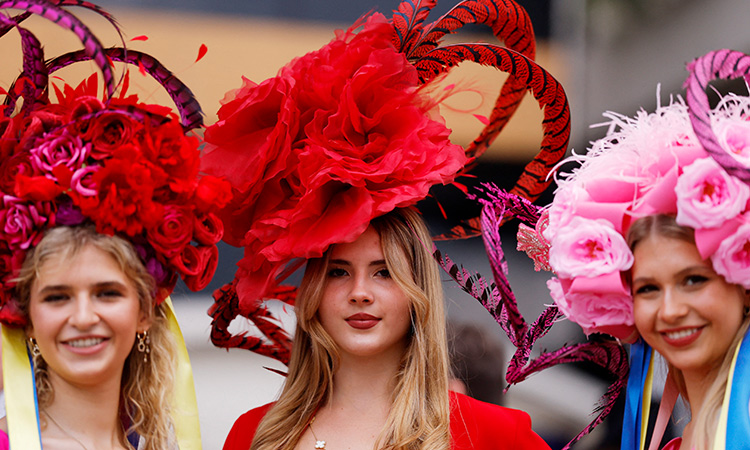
[136,330,151,363]
[744,305,750,317]
[28,337,41,357]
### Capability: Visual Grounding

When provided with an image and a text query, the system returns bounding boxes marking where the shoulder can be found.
[449,392,550,450]
[222,403,275,450]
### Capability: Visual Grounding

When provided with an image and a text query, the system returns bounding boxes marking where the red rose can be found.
[0,152,37,193]
[169,244,216,279]
[82,111,139,159]
[183,244,219,291]
[146,205,193,258]
[193,212,223,245]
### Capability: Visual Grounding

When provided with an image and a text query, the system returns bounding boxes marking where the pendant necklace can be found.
[309,415,326,449]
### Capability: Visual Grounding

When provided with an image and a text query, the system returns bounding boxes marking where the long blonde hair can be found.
[15,226,176,450]
[628,214,750,450]
[251,208,451,450]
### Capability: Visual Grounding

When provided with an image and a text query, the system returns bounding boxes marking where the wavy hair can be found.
[15,226,176,450]
[628,214,750,450]
[251,208,451,450]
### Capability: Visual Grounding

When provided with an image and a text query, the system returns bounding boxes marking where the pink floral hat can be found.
[0,1,232,326]
[202,0,572,362]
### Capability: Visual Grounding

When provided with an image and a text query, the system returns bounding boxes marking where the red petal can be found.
[130,35,149,41]
[474,114,490,125]
[138,60,147,77]
[196,44,208,63]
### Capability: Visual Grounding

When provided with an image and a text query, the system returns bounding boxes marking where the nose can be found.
[69,295,100,329]
[348,274,373,304]
[657,288,688,323]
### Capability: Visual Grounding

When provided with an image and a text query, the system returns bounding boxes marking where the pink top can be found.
[0,429,8,450]
[662,437,682,450]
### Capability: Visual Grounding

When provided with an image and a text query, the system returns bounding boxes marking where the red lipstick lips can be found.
[346,313,380,330]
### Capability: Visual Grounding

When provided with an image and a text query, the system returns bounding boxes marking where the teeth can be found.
[665,328,699,340]
[67,338,104,348]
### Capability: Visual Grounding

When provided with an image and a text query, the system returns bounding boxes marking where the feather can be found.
[685,49,750,182]
[46,48,204,130]
[0,0,117,98]
[390,0,436,53]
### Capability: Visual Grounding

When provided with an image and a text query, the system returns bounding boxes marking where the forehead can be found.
[34,244,129,287]
[631,234,709,276]
[329,227,383,260]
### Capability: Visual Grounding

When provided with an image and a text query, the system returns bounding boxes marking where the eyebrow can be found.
[37,280,129,294]
[329,259,387,267]
[632,265,712,284]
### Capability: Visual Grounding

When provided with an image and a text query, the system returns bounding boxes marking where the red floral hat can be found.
[203,0,571,362]
[0,1,232,326]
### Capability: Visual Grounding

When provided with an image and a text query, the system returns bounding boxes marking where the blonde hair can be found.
[251,208,451,450]
[15,226,176,450]
[628,214,750,450]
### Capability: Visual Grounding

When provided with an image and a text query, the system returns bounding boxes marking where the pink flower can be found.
[675,157,750,229]
[711,221,750,288]
[71,166,100,197]
[715,119,750,167]
[0,196,54,250]
[547,277,634,337]
[548,216,633,278]
[30,130,90,174]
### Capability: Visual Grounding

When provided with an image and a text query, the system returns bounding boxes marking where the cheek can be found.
[632,299,655,334]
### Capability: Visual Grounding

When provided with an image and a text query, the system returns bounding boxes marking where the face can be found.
[632,234,749,380]
[317,226,412,363]
[26,244,150,388]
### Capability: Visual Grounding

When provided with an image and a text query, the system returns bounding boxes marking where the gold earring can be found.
[136,330,151,363]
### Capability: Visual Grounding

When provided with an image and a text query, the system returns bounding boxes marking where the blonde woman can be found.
[483,49,750,450]
[0,2,230,448]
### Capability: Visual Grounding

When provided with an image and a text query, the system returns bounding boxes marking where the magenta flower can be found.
[711,220,750,288]
[0,196,54,250]
[30,130,90,173]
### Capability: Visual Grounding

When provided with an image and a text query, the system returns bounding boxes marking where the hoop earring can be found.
[136,330,151,363]
[28,337,41,357]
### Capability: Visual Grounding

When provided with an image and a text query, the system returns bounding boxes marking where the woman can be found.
[471,49,750,450]
[222,209,549,450]
[0,2,230,448]
[202,0,570,448]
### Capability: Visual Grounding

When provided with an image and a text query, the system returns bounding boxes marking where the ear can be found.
[137,308,153,333]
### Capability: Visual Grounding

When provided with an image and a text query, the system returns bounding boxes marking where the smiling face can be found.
[631,234,750,381]
[317,226,413,364]
[26,244,150,388]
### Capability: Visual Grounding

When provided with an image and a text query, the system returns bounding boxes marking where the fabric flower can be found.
[193,212,224,246]
[549,216,633,278]
[30,130,90,173]
[548,277,634,337]
[146,205,193,258]
[203,13,466,306]
[711,220,750,288]
[675,157,750,229]
[82,111,138,158]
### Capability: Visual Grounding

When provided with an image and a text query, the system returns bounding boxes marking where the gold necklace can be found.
[309,415,326,449]
[43,410,90,450]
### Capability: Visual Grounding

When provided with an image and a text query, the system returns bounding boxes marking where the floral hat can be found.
[444,49,750,449]
[202,0,571,362]
[0,0,232,327]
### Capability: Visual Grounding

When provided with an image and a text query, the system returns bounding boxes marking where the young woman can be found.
[0,2,230,448]
[202,1,570,448]
[222,208,549,450]
[476,49,750,450]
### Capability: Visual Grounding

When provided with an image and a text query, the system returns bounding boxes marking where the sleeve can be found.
[222,403,274,450]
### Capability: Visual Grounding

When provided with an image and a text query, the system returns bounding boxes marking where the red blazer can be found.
[223,392,550,450]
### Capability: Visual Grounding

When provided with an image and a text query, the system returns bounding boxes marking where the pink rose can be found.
[71,166,100,197]
[548,216,633,278]
[0,196,54,250]
[30,130,90,173]
[715,119,750,167]
[711,221,750,288]
[675,157,750,229]
[548,277,634,337]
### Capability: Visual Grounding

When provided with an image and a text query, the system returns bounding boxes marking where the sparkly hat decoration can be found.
[202,0,571,363]
[440,49,750,449]
[0,0,232,328]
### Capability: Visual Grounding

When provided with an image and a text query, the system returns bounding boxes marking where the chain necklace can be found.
[309,415,326,449]
[43,410,90,450]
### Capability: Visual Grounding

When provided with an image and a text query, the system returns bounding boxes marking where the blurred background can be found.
[2,0,749,448]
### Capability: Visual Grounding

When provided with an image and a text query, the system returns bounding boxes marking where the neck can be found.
[327,350,403,415]
[43,370,125,449]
